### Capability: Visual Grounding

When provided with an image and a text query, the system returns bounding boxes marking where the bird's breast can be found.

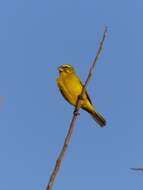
[64,75,82,95]
[57,74,82,105]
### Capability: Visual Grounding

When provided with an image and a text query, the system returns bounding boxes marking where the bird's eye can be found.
[63,66,70,70]
[61,65,72,72]
[63,65,69,68]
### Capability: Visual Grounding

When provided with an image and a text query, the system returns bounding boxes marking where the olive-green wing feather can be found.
[79,80,93,105]
[85,90,93,105]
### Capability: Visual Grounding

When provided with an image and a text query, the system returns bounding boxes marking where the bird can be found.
[56,64,106,127]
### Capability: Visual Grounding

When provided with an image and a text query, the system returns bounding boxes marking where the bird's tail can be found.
[85,108,106,127]
[91,111,106,127]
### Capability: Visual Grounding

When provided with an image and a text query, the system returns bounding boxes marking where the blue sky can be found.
[0,0,143,189]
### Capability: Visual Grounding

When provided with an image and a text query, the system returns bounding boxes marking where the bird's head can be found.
[58,64,74,75]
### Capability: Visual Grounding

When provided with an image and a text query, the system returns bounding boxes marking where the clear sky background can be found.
[0,0,143,190]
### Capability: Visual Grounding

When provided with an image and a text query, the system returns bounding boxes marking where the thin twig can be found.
[130,167,143,172]
[0,96,5,108]
[46,26,108,190]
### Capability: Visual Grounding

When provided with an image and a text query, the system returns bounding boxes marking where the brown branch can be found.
[46,26,108,190]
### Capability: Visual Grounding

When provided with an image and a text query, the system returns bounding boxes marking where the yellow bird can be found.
[57,64,106,127]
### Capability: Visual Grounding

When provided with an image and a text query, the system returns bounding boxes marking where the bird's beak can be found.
[58,66,63,72]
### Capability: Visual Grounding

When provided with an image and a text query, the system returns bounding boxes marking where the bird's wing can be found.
[85,90,93,105]
[79,80,92,105]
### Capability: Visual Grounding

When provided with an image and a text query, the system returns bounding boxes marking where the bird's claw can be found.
[78,95,83,100]
[73,109,80,116]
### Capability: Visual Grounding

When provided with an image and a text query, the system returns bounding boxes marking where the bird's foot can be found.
[78,95,83,100]
[73,109,80,116]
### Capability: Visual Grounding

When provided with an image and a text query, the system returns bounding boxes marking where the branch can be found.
[130,167,143,172]
[0,96,5,109]
[46,26,108,190]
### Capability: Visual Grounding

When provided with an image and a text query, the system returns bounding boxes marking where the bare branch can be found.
[46,26,108,190]
[130,167,143,172]
[0,96,5,109]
